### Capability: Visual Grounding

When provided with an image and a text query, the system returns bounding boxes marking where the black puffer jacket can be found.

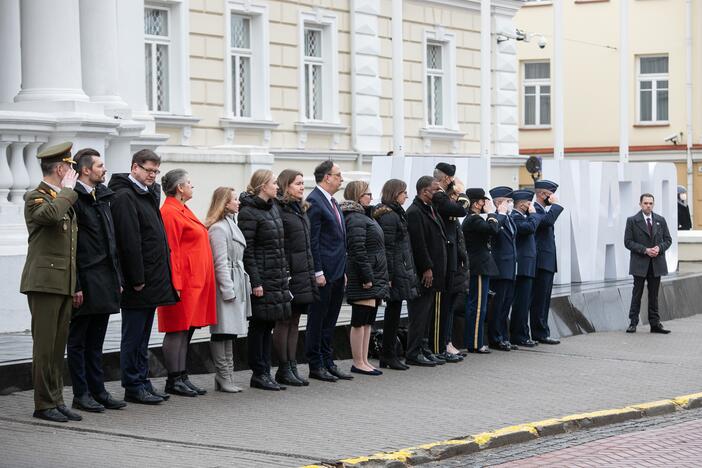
[238,193,291,321]
[108,173,179,309]
[275,197,319,306]
[340,201,389,303]
[373,203,418,302]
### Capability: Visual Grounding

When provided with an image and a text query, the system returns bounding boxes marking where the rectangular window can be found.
[426,42,444,127]
[303,28,323,120]
[638,55,669,123]
[230,14,252,118]
[144,7,170,112]
[523,61,550,126]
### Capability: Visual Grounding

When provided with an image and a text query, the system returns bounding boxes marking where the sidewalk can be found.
[1,313,701,467]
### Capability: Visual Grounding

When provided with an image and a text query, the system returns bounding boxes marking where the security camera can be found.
[664,132,681,145]
[537,36,547,49]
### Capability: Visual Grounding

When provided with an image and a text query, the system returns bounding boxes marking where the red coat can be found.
[158,197,217,332]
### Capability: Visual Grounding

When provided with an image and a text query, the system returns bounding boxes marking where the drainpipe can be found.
[391,0,405,177]
[350,0,361,171]
[686,0,694,224]
[480,0,491,187]
[619,0,629,164]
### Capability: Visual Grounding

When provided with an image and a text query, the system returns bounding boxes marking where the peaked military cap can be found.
[36,142,75,165]
[435,162,456,177]
[534,179,558,192]
[466,187,489,201]
[512,189,535,201]
[489,186,514,199]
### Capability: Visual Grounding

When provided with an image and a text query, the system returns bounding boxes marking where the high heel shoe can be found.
[214,374,242,393]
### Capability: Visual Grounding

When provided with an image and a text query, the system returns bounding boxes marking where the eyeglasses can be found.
[138,164,161,175]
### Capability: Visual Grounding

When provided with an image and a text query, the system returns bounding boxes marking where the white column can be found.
[116,0,150,120]
[14,0,88,102]
[24,142,44,186]
[685,0,694,223]
[0,143,12,204]
[9,142,29,204]
[0,0,21,103]
[391,0,405,173]
[619,0,629,163]
[79,0,128,110]
[552,0,564,162]
[480,0,492,186]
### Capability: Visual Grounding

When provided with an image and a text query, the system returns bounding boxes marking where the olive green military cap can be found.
[36,142,75,164]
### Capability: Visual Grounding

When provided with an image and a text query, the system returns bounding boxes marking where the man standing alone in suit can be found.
[625,193,672,334]
[305,160,353,381]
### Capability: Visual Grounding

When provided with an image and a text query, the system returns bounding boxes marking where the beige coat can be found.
[208,216,251,335]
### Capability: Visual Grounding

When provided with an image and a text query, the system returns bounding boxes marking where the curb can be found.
[303,391,702,467]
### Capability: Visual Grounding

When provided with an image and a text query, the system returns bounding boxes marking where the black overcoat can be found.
[406,197,448,292]
[108,174,179,309]
[73,182,122,316]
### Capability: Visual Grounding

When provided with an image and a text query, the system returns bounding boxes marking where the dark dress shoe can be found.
[379,357,408,370]
[327,365,354,380]
[72,394,105,413]
[490,342,512,352]
[350,365,382,376]
[33,408,68,422]
[125,388,163,405]
[406,355,436,367]
[181,373,207,395]
[537,337,561,345]
[626,324,637,333]
[427,353,446,365]
[93,392,127,410]
[506,342,519,350]
[266,373,286,390]
[651,324,671,334]
[165,377,198,397]
[57,404,83,421]
[309,367,338,382]
[276,362,305,386]
[439,352,463,363]
[514,340,537,348]
[250,373,280,391]
[145,386,170,401]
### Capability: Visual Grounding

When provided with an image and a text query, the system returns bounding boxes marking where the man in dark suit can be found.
[488,186,517,351]
[510,190,543,347]
[625,193,672,334]
[406,176,448,366]
[305,160,353,381]
[431,162,467,362]
[529,180,564,345]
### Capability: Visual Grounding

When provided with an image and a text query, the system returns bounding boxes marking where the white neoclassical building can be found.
[0,0,523,331]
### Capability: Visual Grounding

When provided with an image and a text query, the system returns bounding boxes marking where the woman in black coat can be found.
[373,179,417,370]
[461,188,506,354]
[341,180,389,376]
[272,169,318,387]
[238,170,291,391]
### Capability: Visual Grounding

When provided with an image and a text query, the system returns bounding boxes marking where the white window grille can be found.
[523,61,550,127]
[230,14,252,118]
[144,7,170,112]
[303,28,323,121]
[638,55,669,123]
[426,43,444,127]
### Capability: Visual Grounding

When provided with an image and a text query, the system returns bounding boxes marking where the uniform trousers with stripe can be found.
[429,290,449,354]
[465,274,490,352]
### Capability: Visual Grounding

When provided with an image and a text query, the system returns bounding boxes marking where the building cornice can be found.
[421,0,523,16]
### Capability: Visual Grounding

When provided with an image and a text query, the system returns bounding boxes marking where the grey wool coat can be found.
[208,215,251,335]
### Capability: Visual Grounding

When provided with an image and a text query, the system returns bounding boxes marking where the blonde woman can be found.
[206,187,251,393]
[238,170,292,391]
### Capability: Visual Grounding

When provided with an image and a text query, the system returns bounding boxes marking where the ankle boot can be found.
[275,362,304,387]
[379,356,408,371]
[289,360,309,386]
[165,373,198,397]
[181,371,207,395]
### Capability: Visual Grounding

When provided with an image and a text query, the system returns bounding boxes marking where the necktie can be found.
[330,198,342,227]
[90,188,96,201]
[647,217,653,237]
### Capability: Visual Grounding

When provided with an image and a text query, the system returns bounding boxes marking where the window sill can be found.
[419,127,465,140]
[633,122,670,128]
[294,121,347,134]
[523,1,552,7]
[152,114,201,128]
[520,126,552,131]
[219,118,279,131]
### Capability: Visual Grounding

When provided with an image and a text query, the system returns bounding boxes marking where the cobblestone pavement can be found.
[1,315,702,467]
[428,407,702,467]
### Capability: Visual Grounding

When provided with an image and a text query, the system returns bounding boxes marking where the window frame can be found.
[636,54,669,125]
[298,10,340,125]
[521,60,551,128]
[422,29,458,132]
[144,5,172,113]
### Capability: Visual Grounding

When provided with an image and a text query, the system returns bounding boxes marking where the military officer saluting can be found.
[20,142,83,422]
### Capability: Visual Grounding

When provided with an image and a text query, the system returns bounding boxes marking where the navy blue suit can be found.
[530,202,564,340]
[509,210,543,344]
[305,187,347,370]
[488,213,517,346]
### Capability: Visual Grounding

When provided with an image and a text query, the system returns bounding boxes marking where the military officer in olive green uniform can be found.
[20,142,83,423]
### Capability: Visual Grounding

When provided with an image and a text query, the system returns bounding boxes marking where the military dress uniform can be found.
[19,142,80,421]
